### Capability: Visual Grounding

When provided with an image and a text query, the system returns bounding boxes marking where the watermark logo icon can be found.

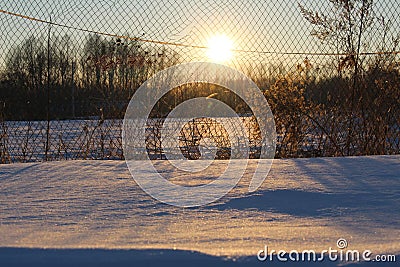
[336,238,348,249]
[122,62,276,207]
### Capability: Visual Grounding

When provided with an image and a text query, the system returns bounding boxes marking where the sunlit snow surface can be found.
[0,156,399,265]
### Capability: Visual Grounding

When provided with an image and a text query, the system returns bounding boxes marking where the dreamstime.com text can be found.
[257,239,396,263]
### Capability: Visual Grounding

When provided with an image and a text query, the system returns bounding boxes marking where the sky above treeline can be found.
[0,0,399,68]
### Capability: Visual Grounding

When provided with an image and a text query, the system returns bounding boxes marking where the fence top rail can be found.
[1,8,400,57]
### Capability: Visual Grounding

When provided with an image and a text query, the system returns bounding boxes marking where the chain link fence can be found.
[0,0,399,163]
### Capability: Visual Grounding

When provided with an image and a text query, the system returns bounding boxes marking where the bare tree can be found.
[299,0,374,75]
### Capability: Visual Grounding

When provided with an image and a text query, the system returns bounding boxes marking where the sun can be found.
[206,34,234,63]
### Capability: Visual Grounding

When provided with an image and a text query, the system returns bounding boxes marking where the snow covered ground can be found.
[0,155,399,266]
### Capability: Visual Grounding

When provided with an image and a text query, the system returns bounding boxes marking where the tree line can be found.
[0,34,180,120]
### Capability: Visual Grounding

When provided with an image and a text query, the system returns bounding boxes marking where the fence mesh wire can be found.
[0,0,399,163]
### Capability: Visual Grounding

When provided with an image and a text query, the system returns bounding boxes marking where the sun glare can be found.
[206,34,234,63]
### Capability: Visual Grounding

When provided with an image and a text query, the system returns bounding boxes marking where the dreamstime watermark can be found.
[257,238,397,263]
[122,62,276,207]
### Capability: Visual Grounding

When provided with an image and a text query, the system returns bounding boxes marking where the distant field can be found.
[1,118,265,162]
[1,118,398,163]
